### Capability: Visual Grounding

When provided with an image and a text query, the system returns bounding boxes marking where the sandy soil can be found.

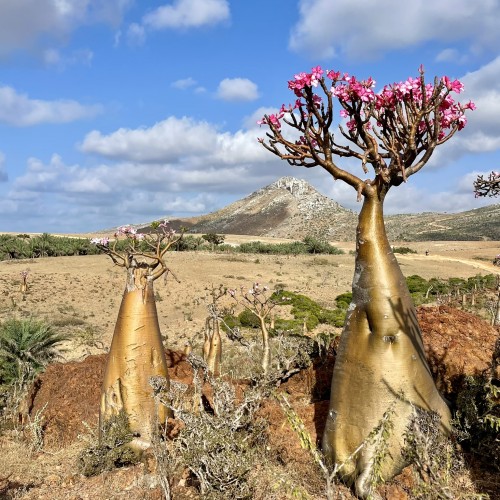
[1,239,498,362]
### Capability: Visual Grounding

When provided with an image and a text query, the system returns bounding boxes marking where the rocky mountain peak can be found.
[269,176,315,197]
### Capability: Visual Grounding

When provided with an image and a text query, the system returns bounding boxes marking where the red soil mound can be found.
[27,306,498,449]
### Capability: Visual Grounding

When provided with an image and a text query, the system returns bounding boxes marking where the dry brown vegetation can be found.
[0,238,499,499]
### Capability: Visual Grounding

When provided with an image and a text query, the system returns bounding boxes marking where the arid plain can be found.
[1,237,498,363]
[1,236,499,499]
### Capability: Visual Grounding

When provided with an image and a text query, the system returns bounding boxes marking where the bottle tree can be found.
[474,171,500,197]
[258,66,475,497]
[91,221,181,451]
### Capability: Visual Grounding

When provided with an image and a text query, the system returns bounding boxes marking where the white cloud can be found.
[80,117,220,162]
[2,110,297,231]
[290,0,500,59]
[435,48,468,64]
[0,0,132,57]
[142,0,230,30]
[42,48,94,68]
[0,151,7,181]
[0,85,102,126]
[80,115,273,166]
[171,77,197,90]
[216,78,260,102]
[126,22,146,46]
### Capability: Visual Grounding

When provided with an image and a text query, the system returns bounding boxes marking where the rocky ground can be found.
[0,241,499,499]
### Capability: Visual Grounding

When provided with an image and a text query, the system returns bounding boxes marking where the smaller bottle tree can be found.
[474,171,500,198]
[228,283,277,375]
[91,221,181,451]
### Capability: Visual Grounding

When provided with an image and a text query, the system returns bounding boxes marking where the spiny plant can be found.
[0,318,67,386]
[403,407,486,499]
[152,354,270,499]
[77,410,142,477]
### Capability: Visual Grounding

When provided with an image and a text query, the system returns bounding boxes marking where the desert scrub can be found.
[403,408,484,499]
[392,246,417,254]
[454,374,500,472]
[405,273,498,307]
[77,410,142,477]
[271,290,347,330]
[155,356,270,499]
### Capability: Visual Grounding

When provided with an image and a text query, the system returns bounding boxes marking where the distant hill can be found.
[137,177,499,242]
[384,204,500,241]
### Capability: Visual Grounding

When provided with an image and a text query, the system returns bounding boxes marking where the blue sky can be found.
[0,0,499,233]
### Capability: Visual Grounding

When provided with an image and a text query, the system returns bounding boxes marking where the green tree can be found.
[202,232,225,250]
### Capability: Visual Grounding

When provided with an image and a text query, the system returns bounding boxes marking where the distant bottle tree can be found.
[258,65,474,497]
[474,171,500,197]
[91,221,181,452]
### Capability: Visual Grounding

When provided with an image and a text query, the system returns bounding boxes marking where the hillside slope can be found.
[139,177,499,242]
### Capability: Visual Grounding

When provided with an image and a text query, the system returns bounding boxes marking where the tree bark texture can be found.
[322,191,451,498]
[259,316,271,375]
[100,274,170,451]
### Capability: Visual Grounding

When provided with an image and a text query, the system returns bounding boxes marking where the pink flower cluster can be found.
[258,65,475,137]
[288,65,324,94]
[248,282,269,295]
[90,237,110,246]
[115,226,145,240]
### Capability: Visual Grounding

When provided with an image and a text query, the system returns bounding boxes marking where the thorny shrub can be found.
[152,354,271,499]
[403,408,483,499]
[452,335,500,474]
[77,410,142,477]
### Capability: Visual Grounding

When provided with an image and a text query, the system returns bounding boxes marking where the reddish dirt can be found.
[16,306,500,498]
[418,305,498,396]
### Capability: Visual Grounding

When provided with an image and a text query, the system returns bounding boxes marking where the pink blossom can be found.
[346,119,357,131]
[90,237,109,246]
[327,70,341,81]
[443,76,464,94]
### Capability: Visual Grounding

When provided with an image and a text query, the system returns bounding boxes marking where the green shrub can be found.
[272,290,347,331]
[335,292,352,309]
[406,275,429,294]
[302,236,345,255]
[0,318,67,385]
[238,309,261,328]
[317,308,346,328]
[392,246,417,254]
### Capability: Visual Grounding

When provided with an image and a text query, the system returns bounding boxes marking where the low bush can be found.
[392,246,417,254]
[77,410,142,477]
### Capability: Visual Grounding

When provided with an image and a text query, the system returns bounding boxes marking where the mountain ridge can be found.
[139,177,500,242]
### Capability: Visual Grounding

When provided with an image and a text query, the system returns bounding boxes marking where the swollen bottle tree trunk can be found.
[258,315,271,375]
[92,222,180,452]
[258,66,474,495]
[100,269,171,451]
[322,186,451,496]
